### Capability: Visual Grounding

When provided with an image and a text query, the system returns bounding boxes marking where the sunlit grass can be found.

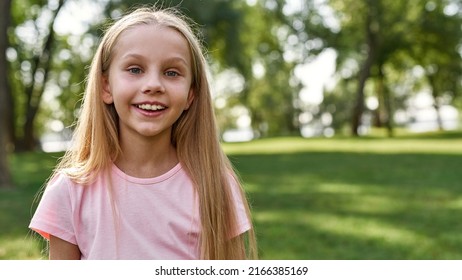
[223,133,462,155]
[0,234,47,260]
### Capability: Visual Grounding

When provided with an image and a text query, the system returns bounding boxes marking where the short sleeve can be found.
[29,173,78,245]
[228,175,252,237]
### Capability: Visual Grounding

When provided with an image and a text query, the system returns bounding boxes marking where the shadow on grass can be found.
[230,151,462,259]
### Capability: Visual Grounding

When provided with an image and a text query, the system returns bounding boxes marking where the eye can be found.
[165,70,179,77]
[128,67,142,74]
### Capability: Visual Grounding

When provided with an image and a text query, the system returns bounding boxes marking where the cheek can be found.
[108,81,132,104]
[111,94,130,113]
[179,90,194,109]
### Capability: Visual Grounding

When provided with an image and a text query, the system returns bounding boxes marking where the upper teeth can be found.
[137,104,165,111]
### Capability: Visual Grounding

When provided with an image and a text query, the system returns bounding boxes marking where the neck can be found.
[115,131,178,178]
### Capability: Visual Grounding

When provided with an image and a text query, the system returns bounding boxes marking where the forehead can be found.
[112,24,192,62]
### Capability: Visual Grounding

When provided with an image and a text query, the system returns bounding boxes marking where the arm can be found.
[49,235,81,260]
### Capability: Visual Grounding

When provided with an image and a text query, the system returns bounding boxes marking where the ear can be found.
[101,75,113,104]
[185,88,195,110]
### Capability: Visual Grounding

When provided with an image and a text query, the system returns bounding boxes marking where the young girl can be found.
[29,6,257,260]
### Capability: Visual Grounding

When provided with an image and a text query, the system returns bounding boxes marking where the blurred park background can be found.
[0,0,461,259]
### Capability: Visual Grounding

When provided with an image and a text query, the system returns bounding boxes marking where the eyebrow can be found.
[164,56,190,67]
[121,53,189,66]
[121,53,145,60]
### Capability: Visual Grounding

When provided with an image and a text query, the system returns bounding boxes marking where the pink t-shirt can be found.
[29,163,251,259]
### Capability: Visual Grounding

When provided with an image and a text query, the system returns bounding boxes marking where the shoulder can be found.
[42,169,103,201]
[37,172,84,211]
[43,172,74,195]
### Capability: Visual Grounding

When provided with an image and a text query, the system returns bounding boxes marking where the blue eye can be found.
[165,71,179,77]
[128,67,142,74]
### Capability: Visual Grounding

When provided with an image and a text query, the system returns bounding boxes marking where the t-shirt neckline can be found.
[111,162,182,185]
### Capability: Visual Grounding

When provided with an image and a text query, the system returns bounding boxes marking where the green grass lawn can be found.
[1,131,462,259]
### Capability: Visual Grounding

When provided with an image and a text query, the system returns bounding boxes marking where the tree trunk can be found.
[6,68,15,147]
[351,1,378,136]
[0,0,13,188]
[377,65,394,137]
[351,58,372,136]
[383,80,394,137]
[374,75,383,128]
[428,74,444,131]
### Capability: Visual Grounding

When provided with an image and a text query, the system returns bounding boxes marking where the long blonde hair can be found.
[55,6,257,259]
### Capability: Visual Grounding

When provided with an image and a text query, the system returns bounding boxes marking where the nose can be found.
[142,72,165,94]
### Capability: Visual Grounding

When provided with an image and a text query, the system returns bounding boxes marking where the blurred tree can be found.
[0,0,13,188]
[239,0,303,136]
[319,77,356,134]
[325,0,417,136]
[8,0,67,151]
[360,1,426,137]
[410,0,462,130]
[317,0,462,136]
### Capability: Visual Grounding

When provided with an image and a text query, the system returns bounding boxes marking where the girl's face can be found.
[102,24,194,141]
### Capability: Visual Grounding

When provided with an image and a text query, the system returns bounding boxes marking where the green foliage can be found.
[319,78,356,132]
[46,34,89,127]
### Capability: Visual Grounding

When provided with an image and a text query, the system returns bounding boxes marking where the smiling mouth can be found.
[136,104,167,111]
